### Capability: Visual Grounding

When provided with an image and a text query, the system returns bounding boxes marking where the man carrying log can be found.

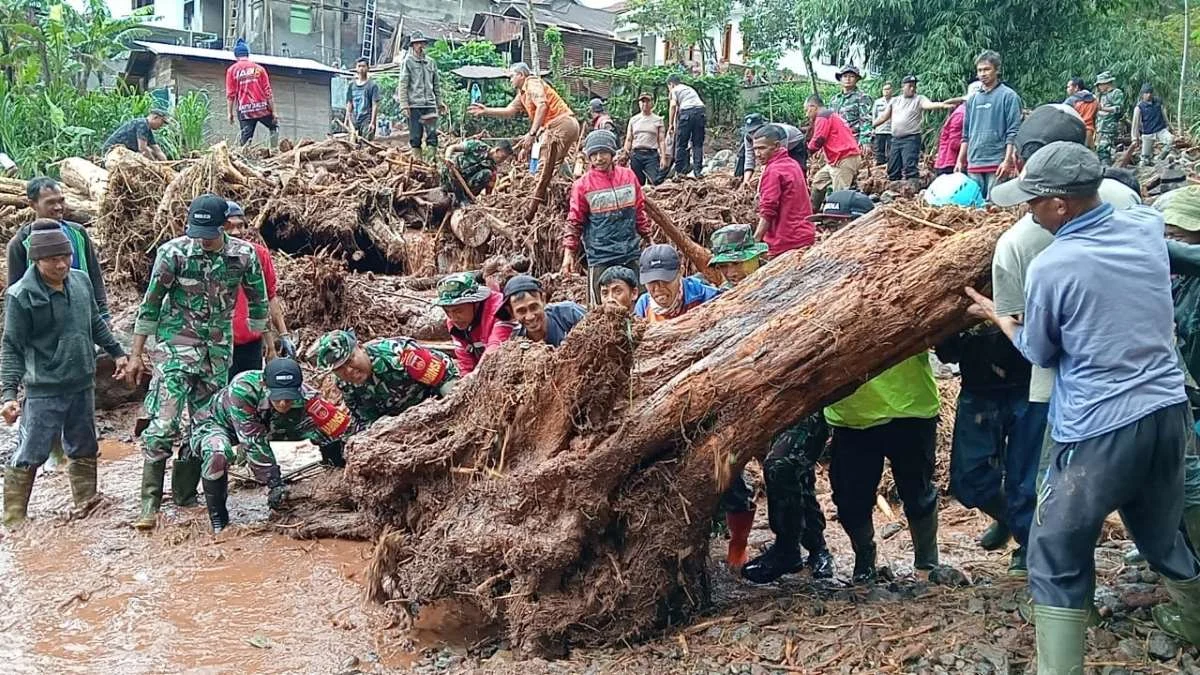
[966,141,1200,669]
[468,63,580,222]
[193,357,350,532]
[597,266,639,313]
[500,274,585,347]
[751,124,814,255]
[398,31,440,157]
[225,202,294,377]
[315,330,456,450]
[8,177,109,324]
[704,224,835,582]
[806,95,863,212]
[634,244,719,321]
[564,130,650,306]
[432,272,516,376]
[226,38,280,149]
[125,193,269,530]
[101,108,169,162]
[1,221,128,526]
[440,139,513,205]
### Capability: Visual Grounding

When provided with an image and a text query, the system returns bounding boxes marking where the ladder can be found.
[360,0,378,62]
[225,0,239,50]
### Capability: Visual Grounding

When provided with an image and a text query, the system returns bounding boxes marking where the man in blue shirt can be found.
[501,274,585,347]
[966,141,1200,670]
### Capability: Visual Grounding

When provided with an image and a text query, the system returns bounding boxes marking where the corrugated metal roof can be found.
[133,41,342,74]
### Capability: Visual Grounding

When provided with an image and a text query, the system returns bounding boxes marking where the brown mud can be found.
[2,385,1197,673]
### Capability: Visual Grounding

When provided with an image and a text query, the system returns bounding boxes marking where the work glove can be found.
[279,335,297,359]
[265,464,287,510]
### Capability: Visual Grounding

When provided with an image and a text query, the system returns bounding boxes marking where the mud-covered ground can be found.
[2,398,1200,674]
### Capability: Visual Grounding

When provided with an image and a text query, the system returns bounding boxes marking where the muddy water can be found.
[0,441,387,674]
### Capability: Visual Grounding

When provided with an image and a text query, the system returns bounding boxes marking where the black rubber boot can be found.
[910,510,940,571]
[265,465,287,510]
[171,457,202,507]
[807,547,835,580]
[976,495,1011,551]
[741,542,805,584]
[848,523,877,584]
[202,475,229,533]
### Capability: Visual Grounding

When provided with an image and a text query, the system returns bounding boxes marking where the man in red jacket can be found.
[226,39,279,148]
[753,124,814,255]
[433,272,517,376]
[806,95,863,211]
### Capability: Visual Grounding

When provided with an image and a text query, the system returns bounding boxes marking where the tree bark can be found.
[59,157,109,201]
[346,204,1007,655]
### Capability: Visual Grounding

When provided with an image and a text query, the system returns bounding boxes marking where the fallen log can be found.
[345,202,1009,655]
[644,197,722,286]
[59,157,109,201]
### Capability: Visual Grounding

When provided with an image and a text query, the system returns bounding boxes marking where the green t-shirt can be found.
[824,353,940,430]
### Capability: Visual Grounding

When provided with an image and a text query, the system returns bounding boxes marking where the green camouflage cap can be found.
[434,272,492,306]
[316,330,358,370]
[708,224,769,265]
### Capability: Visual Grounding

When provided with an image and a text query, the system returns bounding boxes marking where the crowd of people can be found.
[9,41,1200,673]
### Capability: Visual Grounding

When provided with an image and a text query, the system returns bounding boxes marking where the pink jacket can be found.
[446,289,516,375]
[758,148,814,255]
[936,104,966,170]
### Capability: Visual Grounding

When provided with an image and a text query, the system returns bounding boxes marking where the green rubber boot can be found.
[1153,574,1200,646]
[1184,506,1200,556]
[3,466,35,527]
[170,457,201,507]
[1034,605,1087,674]
[909,509,940,571]
[66,457,98,507]
[976,495,1012,551]
[134,459,166,530]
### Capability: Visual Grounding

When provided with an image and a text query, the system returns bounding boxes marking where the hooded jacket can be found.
[566,165,650,266]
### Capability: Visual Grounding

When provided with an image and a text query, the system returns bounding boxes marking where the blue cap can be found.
[234,38,250,58]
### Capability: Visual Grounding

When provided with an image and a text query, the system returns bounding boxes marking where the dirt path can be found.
[2,414,1199,673]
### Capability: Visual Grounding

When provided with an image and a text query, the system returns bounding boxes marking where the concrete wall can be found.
[246,1,360,66]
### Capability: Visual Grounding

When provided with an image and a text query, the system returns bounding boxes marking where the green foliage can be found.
[624,0,733,72]
[158,91,212,158]
[744,81,839,126]
[545,27,565,82]
[426,39,504,71]
[583,66,745,128]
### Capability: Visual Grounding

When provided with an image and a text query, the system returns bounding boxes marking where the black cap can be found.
[813,190,875,220]
[639,244,681,284]
[901,75,918,84]
[1013,104,1086,163]
[502,273,543,301]
[263,357,305,402]
[743,113,765,131]
[187,193,227,239]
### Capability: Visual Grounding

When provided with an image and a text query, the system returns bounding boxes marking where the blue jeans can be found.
[10,389,98,468]
[948,387,1048,547]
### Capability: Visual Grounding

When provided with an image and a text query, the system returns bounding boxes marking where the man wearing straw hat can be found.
[398,30,442,158]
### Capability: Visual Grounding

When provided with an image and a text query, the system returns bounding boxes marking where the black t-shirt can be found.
[346,79,380,123]
[102,117,156,154]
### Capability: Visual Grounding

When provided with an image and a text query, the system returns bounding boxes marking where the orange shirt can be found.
[518,76,572,123]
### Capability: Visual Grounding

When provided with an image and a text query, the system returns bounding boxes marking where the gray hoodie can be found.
[398,53,440,110]
[962,83,1023,170]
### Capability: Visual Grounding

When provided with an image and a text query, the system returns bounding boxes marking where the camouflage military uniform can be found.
[317,331,458,432]
[194,370,342,481]
[440,140,496,205]
[1096,87,1126,164]
[134,234,269,463]
[721,413,829,553]
[829,89,874,146]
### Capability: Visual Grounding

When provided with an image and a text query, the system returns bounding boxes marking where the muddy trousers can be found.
[10,389,98,468]
[1029,402,1198,609]
[829,417,939,534]
[721,414,829,554]
[949,388,1048,548]
[141,367,223,464]
[532,115,581,211]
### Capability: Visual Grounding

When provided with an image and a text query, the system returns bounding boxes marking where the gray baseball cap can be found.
[990,141,1103,208]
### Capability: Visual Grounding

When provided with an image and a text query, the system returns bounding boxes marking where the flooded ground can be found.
[2,403,1199,674]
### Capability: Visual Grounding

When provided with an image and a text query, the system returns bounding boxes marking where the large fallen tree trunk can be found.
[343,203,1009,656]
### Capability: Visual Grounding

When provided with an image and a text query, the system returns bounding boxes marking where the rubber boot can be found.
[741,541,805,584]
[976,495,1011,551]
[1184,506,1200,556]
[807,547,835,580]
[726,510,755,570]
[1008,546,1028,578]
[66,456,98,507]
[268,127,279,151]
[133,459,166,530]
[171,457,201,507]
[202,475,230,533]
[1153,574,1200,646]
[319,441,346,468]
[848,523,877,584]
[3,466,35,527]
[1033,605,1087,675]
[909,510,940,571]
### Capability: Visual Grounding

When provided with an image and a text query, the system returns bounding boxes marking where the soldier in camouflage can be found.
[126,193,269,530]
[440,139,514,205]
[192,358,350,532]
[709,224,835,581]
[1095,71,1125,165]
[829,65,874,148]
[315,330,457,436]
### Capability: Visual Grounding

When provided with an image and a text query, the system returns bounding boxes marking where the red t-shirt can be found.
[234,243,277,346]
[226,59,274,120]
[807,110,861,165]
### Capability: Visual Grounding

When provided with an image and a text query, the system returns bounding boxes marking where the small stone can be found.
[756,634,786,663]
[867,587,900,602]
[731,623,754,643]
[880,522,903,540]
[705,626,724,640]
[938,653,957,667]
[1148,631,1180,661]
[1102,668,1132,675]
[928,565,970,588]
[748,609,777,626]
[973,662,994,675]
[967,598,986,614]
[1141,570,1161,584]
[339,656,360,670]
[750,665,768,675]
[1117,637,1143,659]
